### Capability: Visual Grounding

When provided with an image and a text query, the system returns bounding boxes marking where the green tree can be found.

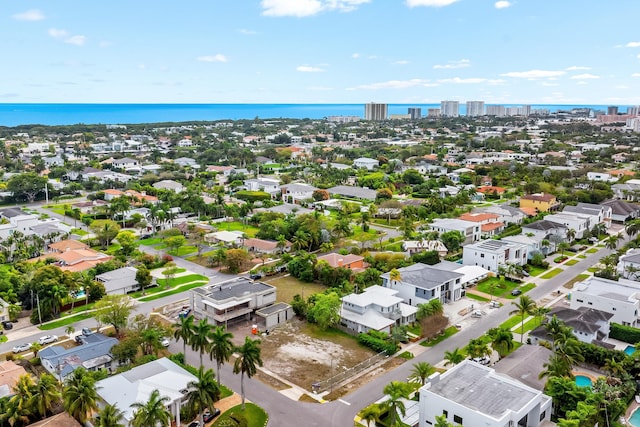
[487,327,514,358]
[208,326,234,386]
[186,367,221,427]
[94,403,125,427]
[604,234,620,251]
[223,248,251,273]
[401,217,415,240]
[30,372,61,418]
[90,220,121,250]
[466,337,491,359]
[173,314,195,358]
[7,172,47,202]
[440,230,465,253]
[135,265,153,292]
[409,362,434,386]
[307,292,341,330]
[380,381,412,427]
[358,403,382,427]
[233,337,263,410]
[165,235,186,255]
[63,368,99,424]
[444,348,465,366]
[509,295,537,343]
[191,319,212,367]
[116,230,138,256]
[130,389,171,427]
[94,294,136,336]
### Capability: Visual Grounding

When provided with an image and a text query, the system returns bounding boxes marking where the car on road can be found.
[511,289,522,296]
[203,408,221,422]
[187,422,201,427]
[2,321,13,330]
[12,343,32,353]
[161,337,170,347]
[82,327,93,336]
[521,270,530,277]
[249,271,264,280]
[140,234,152,240]
[38,335,58,345]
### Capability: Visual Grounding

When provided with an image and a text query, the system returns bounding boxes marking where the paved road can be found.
[0,202,619,426]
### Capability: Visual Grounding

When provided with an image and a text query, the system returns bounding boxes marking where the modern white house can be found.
[618,250,640,281]
[462,240,527,272]
[521,220,567,242]
[340,286,418,334]
[243,178,281,198]
[600,199,640,223]
[380,262,465,305]
[429,218,481,245]
[419,361,553,427]
[353,157,380,170]
[96,358,196,426]
[502,234,546,259]
[543,212,591,239]
[402,240,448,258]
[570,276,640,327]
[482,204,526,225]
[281,183,318,204]
[562,202,612,228]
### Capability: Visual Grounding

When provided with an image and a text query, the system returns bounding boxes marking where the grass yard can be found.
[211,403,268,427]
[71,228,88,236]
[421,326,459,347]
[466,292,490,302]
[137,281,209,302]
[514,317,540,335]
[563,273,590,289]
[527,265,547,277]
[262,275,326,303]
[499,316,522,331]
[587,267,599,273]
[565,259,579,266]
[476,277,520,298]
[39,312,94,330]
[586,248,598,254]
[167,245,197,256]
[220,221,259,238]
[139,237,163,246]
[503,283,537,299]
[541,268,563,279]
[578,255,587,259]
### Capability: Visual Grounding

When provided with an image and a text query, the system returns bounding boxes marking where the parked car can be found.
[178,308,191,319]
[274,265,287,274]
[140,234,152,240]
[521,270,530,277]
[249,272,263,280]
[203,408,221,422]
[187,422,201,427]
[75,335,86,344]
[12,343,32,353]
[2,321,13,330]
[511,289,522,296]
[471,310,483,318]
[472,356,491,365]
[161,337,170,347]
[82,327,93,336]
[38,335,58,345]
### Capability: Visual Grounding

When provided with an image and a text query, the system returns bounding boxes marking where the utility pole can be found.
[36,292,42,325]
[44,182,49,204]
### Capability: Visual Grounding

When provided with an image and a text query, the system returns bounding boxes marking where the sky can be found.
[2,0,640,105]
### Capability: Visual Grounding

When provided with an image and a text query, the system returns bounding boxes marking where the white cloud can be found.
[494,1,511,9]
[296,65,325,72]
[570,73,600,79]
[261,0,369,17]
[352,53,360,59]
[238,29,257,35]
[438,77,505,84]
[406,0,458,7]
[500,69,566,79]
[626,41,640,48]
[349,78,436,90]
[393,60,410,65]
[565,66,590,71]
[632,73,640,78]
[196,54,229,63]
[65,35,86,46]
[433,59,470,69]
[12,9,45,21]
[48,28,68,39]
[541,82,559,86]
[138,64,146,70]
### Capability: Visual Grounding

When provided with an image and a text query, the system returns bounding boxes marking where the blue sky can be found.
[3,0,640,104]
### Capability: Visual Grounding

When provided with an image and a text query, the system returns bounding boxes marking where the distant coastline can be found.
[0,103,630,127]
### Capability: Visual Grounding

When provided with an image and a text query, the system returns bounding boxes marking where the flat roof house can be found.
[570,276,640,327]
[190,277,278,327]
[462,239,527,272]
[429,218,481,245]
[419,360,552,427]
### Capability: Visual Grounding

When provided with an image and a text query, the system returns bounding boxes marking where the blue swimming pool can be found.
[625,345,636,356]
[575,375,592,388]
[629,408,640,427]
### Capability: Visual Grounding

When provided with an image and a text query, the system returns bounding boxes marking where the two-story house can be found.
[340,286,417,334]
[243,178,281,198]
[380,263,465,305]
[429,218,481,245]
[519,192,560,213]
[458,212,505,238]
[353,157,380,170]
[570,276,640,327]
[281,183,318,204]
[462,240,527,272]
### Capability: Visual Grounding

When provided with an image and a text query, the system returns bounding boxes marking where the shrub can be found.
[358,331,399,355]
[161,254,173,264]
[610,323,640,344]
[234,190,272,202]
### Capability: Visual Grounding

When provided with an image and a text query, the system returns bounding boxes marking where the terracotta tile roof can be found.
[477,186,506,194]
[481,222,505,232]
[520,207,538,216]
[521,193,557,202]
[458,212,500,223]
[316,253,364,268]
[48,239,89,252]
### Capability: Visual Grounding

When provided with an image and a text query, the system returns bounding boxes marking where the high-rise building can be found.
[466,101,485,117]
[627,106,640,116]
[440,101,460,117]
[521,105,532,117]
[427,108,441,118]
[486,105,506,117]
[364,103,388,121]
[608,106,619,116]
[408,107,422,120]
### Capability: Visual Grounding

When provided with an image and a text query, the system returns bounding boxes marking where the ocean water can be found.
[0,103,629,127]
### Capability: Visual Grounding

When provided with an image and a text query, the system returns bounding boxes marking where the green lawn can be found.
[514,317,540,335]
[527,265,547,277]
[586,248,598,254]
[71,228,88,236]
[499,316,522,331]
[130,274,209,299]
[541,268,563,279]
[476,277,520,297]
[137,281,210,302]
[156,274,208,287]
[220,221,259,238]
[139,237,163,246]
[565,259,579,266]
[578,255,587,259]
[263,275,326,304]
[211,403,268,427]
[167,245,197,256]
[39,312,94,330]
[587,267,599,273]
[563,273,590,289]
[466,293,490,302]
[421,326,459,347]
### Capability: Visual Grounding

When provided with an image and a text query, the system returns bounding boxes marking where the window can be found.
[576,299,584,303]
[588,302,593,305]
[442,410,448,418]
[454,415,463,424]
[540,411,546,421]
[613,307,617,311]
[480,253,485,258]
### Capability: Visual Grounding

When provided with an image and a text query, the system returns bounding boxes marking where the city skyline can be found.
[3,1,640,104]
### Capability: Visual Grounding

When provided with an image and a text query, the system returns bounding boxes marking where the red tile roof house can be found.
[316,253,368,272]
[458,212,506,238]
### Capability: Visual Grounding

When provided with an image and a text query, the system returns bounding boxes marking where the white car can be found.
[161,337,170,347]
[12,343,32,353]
[38,335,58,345]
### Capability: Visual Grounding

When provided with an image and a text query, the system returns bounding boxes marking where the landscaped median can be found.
[211,403,268,427]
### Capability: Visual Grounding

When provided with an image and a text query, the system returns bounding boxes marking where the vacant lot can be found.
[263,275,326,303]
[259,320,376,391]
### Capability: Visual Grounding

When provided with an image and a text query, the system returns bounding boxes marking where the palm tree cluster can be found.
[539,315,585,380]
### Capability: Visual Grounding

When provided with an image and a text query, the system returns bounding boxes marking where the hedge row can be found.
[610,323,640,344]
[358,331,398,355]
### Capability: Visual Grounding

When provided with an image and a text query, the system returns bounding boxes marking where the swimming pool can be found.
[575,375,592,388]
[629,408,640,427]
[625,345,636,356]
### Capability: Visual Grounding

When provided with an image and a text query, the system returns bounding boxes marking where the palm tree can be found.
[605,234,620,251]
[557,242,570,257]
[9,374,34,423]
[173,316,195,360]
[208,326,234,386]
[444,348,465,366]
[532,306,551,326]
[409,362,434,386]
[65,325,75,339]
[186,366,221,426]
[130,389,171,427]
[233,337,263,409]
[30,373,61,418]
[63,368,99,424]
[487,327,514,358]
[191,318,212,367]
[381,381,411,427]
[509,295,537,343]
[466,337,491,359]
[94,404,125,427]
[389,268,401,286]
[358,403,382,427]
[539,353,572,380]
[626,219,640,238]
[566,228,576,243]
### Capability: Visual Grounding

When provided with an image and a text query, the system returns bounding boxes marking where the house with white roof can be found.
[340,285,417,334]
[96,357,197,426]
[402,240,448,258]
[570,276,640,327]
[481,204,526,225]
[462,239,527,272]
[353,157,379,170]
[204,230,244,246]
[617,249,640,281]
[429,218,481,245]
[419,361,552,427]
[562,202,612,227]
[152,179,184,193]
[243,178,281,198]
[95,266,140,295]
[281,183,318,204]
[543,212,591,239]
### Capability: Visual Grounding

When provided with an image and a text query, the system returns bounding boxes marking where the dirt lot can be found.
[257,319,376,391]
